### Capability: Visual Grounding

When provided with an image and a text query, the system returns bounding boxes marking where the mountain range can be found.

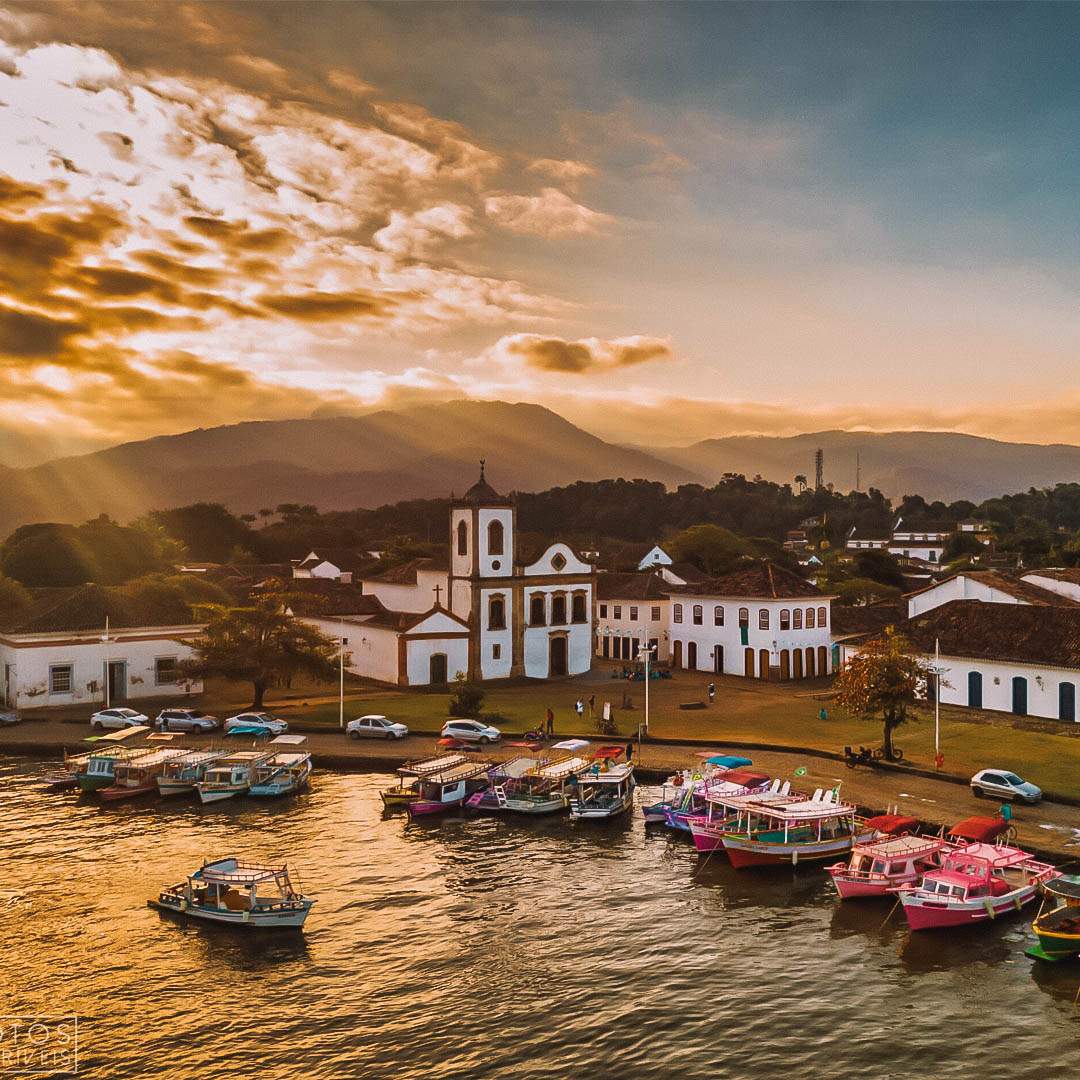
[2,401,1080,534]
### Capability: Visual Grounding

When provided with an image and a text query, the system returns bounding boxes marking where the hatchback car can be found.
[970,768,1042,804]
[224,712,289,735]
[156,708,220,733]
[440,719,501,745]
[90,707,149,731]
[347,714,408,740]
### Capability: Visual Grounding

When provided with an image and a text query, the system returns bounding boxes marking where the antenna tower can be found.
[814,448,823,491]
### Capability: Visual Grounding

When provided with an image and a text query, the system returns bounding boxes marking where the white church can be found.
[303,465,596,686]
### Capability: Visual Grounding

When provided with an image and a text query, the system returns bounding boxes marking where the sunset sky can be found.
[2,1,1080,460]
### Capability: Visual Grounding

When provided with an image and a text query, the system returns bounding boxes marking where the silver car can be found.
[90,707,149,731]
[224,712,289,735]
[440,719,501,745]
[970,768,1042,804]
[156,708,220,733]
[347,714,408,740]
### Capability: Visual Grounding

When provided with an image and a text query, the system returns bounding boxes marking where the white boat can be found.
[156,750,229,797]
[149,857,315,929]
[568,762,636,820]
[249,752,312,797]
[196,751,274,804]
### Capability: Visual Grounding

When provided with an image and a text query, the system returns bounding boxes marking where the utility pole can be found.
[856,452,861,492]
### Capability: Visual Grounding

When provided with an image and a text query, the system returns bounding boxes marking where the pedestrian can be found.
[588,694,595,718]
[545,707,554,736]
[575,698,584,722]
[625,740,634,762]
[707,682,715,704]
[819,707,827,723]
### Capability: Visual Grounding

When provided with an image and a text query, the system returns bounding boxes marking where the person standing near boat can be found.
[575,699,584,723]
[545,708,554,736]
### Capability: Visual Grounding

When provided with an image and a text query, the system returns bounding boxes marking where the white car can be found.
[90,707,149,731]
[224,712,289,735]
[970,768,1042,804]
[347,714,408,740]
[440,719,501,745]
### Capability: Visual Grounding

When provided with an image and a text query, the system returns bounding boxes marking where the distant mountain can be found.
[662,430,1080,503]
[0,401,700,534]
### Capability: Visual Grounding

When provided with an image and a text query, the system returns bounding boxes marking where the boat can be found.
[568,760,636,820]
[662,768,771,833]
[469,753,594,814]
[99,748,186,801]
[148,857,315,929]
[719,788,871,868]
[381,753,469,807]
[249,751,313,796]
[406,761,492,816]
[156,750,229,797]
[196,751,275,804]
[1027,875,1080,961]
[75,747,154,792]
[40,753,90,791]
[687,778,795,852]
[892,840,1057,931]
[466,755,540,811]
[827,816,950,899]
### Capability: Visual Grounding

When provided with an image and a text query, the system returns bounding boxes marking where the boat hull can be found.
[1028,929,1080,961]
[898,885,1040,931]
[148,896,313,929]
[76,774,114,792]
[407,798,464,817]
[569,793,635,820]
[156,779,197,798]
[380,790,419,807]
[99,780,158,801]
[723,834,857,869]
[828,865,920,899]
[197,785,247,804]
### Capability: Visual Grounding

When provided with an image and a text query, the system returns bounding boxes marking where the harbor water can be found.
[1,757,1078,1079]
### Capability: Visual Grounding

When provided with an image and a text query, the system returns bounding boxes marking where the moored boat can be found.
[687,779,793,852]
[664,768,771,834]
[41,753,90,791]
[99,747,186,801]
[76,747,154,792]
[382,753,469,808]
[828,819,949,899]
[196,751,275,804]
[407,761,491,816]
[893,841,1057,931]
[568,760,636,821]
[248,751,312,797]
[1027,876,1080,961]
[156,750,229,797]
[148,857,315,929]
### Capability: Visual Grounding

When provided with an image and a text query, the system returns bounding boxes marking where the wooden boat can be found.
[893,841,1057,931]
[381,753,469,808]
[467,755,540,811]
[407,761,491,816]
[828,817,950,899]
[196,751,275,804]
[249,752,312,797]
[687,779,796,852]
[99,748,186,801]
[661,768,771,833]
[156,750,229,797]
[76,747,154,792]
[149,857,315,929]
[469,753,594,814]
[568,761,636,820]
[1027,875,1080,961]
[719,789,871,868]
[41,753,90,791]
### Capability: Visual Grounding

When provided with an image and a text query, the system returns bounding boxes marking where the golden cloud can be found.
[498,333,672,374]
[484,188,614,237]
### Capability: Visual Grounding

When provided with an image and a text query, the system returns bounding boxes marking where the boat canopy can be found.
[1044,876,1080,900]
[533,755,591,779]
[579,763,633,782]
[592,746,625,761]
[85,725,152,743]
[857,834,947,859]
[425,762,490,785]
[703,755,753,769]
[947,816,1010,842]
[399,754,468,777]
[270,734,307,745]
[865,814,919,836]
[719,769,769,788]
[552,739,589,751]
[491,756,536,779]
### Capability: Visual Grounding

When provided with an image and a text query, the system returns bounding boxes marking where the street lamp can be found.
[100,616,110,710]
[337,618,347,730]
[639,638,655,738]
[930,637,945,758]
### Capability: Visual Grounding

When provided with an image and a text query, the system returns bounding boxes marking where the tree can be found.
[183,594,343,708]
[941,531,985,563]
[834,578,901,607]
[853,550,905,590]
[666,524,749,576]
[448,669,485,717]
[794,474,807,494]
[0,573,30,622]
[831,627,932,761]
[144,503,257,563]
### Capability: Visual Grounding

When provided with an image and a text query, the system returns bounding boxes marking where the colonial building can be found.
[904,570,1080,619]
[595,573,670,663]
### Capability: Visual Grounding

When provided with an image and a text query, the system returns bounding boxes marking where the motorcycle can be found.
[843,744,904,768]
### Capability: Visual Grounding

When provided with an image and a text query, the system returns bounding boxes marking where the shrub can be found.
[448,670,485,717]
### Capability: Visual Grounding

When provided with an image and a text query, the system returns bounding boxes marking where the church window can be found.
[492,644,501,659]
[714,606,724,626]
[488,595,505,630]
[573,594,588,623]
[457,520,468,557]
[552,595,567,624]
[531,594,546,625]
[780,609,790,630]
[488,520,504,556]
[817,606,827,628]
[551,552,567,571]
[692,605,703,625]
[793,609,802,629]
[673,604,683,624]
[758,608,769,630]
[629,606,638,622]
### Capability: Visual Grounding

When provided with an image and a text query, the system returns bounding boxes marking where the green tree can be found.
[448,669,485,718]
[831,627,932,761]
[853,550,905,590]
[941,531,985,562]
[183,594,343,708]
[834,578,901,607]
[145,503,257,563]
[666,524,748,576]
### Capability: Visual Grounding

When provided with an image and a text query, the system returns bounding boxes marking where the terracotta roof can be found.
[903,600,1080,669]
[296,548,370,572]
[1024,568,1080,586]
[596,573,671,601]
[283,581,384,616]
[672,562,824,600]
[362,554,449,585]
[665,562,709,583]
[903,570,1080,606]
[830,602,905,638]
[361,605,469,633]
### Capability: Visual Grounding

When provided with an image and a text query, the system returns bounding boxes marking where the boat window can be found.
[871,860,885,873]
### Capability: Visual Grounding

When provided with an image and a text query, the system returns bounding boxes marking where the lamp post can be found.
[931,637,943,757]
[101,616,110,710]
[338,618,347,730]
[640,639,655,738]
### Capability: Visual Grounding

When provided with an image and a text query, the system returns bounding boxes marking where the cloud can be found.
[258,289,397,321]
[494,333,672,374]
[484,187,615,237]
[526,157,596,187]
[373,203,474,258]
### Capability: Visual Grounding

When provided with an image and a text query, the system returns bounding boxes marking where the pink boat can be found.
[688,779,801,853]
[828,821,949,899]
[893,840,1057,930]
[406,761,491,817]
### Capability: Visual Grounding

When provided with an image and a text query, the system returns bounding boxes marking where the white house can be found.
[887,518,954,563]
[904,570,1080,619]
[667,563,836,680]
[0,585,204,712]
[293,548,370,583]
[1021,568,1080,604]
[636,544,673,571]
[595,573,671,663]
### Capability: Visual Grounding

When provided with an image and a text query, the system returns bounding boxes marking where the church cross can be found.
[433,584,443,607]
[479,458,486,481]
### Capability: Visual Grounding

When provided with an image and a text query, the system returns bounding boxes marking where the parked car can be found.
[440,719,501,745]
[970,768,1042,804]
[156,708,220,733]
[224,712,289,736]
[0,710,20,726]
[347,714,408,740]
[90,707,149,731]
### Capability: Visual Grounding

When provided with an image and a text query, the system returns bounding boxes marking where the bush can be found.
[595,711,617,735]
[448,670,485,718]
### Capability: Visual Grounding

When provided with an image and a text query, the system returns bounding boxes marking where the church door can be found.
[429,653,448,685]
[549,635,568,677]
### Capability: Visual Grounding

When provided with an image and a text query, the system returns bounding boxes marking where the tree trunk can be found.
[252,680,265,708]
[882,708,895,759]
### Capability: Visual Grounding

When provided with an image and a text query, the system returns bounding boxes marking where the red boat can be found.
[99,748,185,801]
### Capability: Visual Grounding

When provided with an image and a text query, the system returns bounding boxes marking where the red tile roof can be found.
[596,573,671,601]
[903,570,1080,606]
[672,562,824,599]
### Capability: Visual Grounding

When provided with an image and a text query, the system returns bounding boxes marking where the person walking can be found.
[545,707,554,736]
[588,694,595,719]
[625,740,634,762]
[575,698,584,723]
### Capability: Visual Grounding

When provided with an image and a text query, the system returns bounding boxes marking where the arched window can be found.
[758,608,769,630]
[692,605,703,625]
[793,608,803,630]
[817,606,827,628]
[780,609,790,630]
[714,606,724,626]
[806,608,816,629]
[457,519,468,556]
[571,593,587,623]
[673,603,683,624]
[488,519,504,556]
[488,595,505,630]
[551,594,567,624]
[738,607,749,628]
[530,594,546,626]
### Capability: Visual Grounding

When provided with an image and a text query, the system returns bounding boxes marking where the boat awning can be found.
[947,816,1010,842]
[1046,876,1080,899]
[719,769,769,788]
[270,734,307,745]
[592,746,625,760]
[84,725,153,743]
[552,739,589,751]
[865,814,919,836]
[702,755,753,769]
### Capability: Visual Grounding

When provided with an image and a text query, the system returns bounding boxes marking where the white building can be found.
[595,573,671,663]
[292,548,369,583]
[636,544,673,571]
[1020,568,1080,604]
[0,585,204,711]
[904,570,1080,619]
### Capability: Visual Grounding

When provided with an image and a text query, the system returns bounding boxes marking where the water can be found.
[1,757,1078,1080]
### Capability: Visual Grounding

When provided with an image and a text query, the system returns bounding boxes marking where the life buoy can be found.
[672,774,683,787]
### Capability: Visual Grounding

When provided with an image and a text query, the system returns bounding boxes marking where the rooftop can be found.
[903,570,1080,607]
[453,462,513,507]
[596,572,671,602]
[672,562,825,600]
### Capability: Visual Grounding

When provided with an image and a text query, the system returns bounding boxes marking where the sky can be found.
[2,1,1080,461]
